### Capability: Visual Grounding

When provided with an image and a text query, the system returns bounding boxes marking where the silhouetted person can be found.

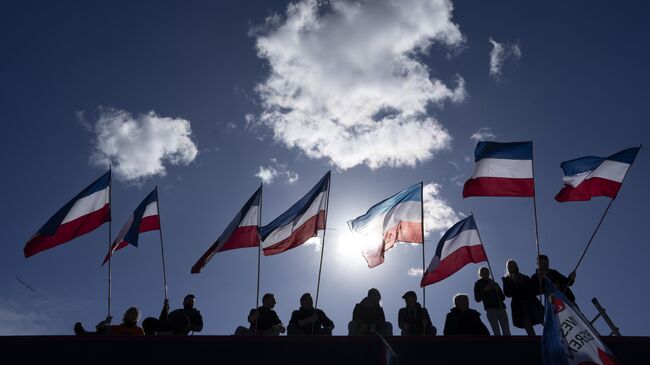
[530,254,577,303]
[398,291,436,336]
[474,266,510,336]
[502,259,543,336]
[348,288,393,336]
[287,293,334,335]
[141,299,174,335]
[235,293,285,336]
[165,294,203,335]
[74,307,145,336]
[443,294,489,336]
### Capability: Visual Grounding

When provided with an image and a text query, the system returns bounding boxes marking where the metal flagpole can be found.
[530,142,543,302]
[315,171,331,309]
[155,186,168,300]
[472,212,503,313]
[420,182,426,309]
[107,165,113,319]
[255,183,263,335]
[571,144,642,273]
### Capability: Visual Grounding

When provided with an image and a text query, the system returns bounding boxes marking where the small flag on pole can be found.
[102,188,160,265]
[463,141,535,198]
[555,147,640,202]
[347,183,422,268]
[24,171,111,258]
[542,278,620,365]
[421,215,487,287]
[260,172,329,256]
[191,185,262,273]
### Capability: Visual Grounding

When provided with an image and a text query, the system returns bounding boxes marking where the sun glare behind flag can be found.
[102,188,160,265]
[24,171,111,258]
[463,141,534,198]
[347,183,422,268]
[555,147,640,202]
[191,185,262,274]
[421,215,487,287]
[260,172,330,256]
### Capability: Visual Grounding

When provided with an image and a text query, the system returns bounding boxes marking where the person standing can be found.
[502,260,543,336]
[474,267,510,336]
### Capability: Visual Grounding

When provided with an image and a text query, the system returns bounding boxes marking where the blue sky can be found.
[1,0,648,336]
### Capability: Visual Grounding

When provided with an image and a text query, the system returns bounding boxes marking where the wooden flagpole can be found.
[155,186,168,300]
[314,171,331,309]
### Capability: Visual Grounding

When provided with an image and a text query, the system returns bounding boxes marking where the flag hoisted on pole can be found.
[23,170,111,258]
[556,146,641,273]
[347,183,423,268]
[101,187,161,265]
[191,185,262,274]
[421,215,487,287]
[260,171,330,256]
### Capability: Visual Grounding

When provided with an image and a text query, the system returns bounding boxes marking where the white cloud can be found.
[470,127,497,142]
[226,122,237,129]
[254,0,465,170]
[90,108,198,182]
[408,268,424,276]
[489,37,521,80]
[303,237,322,252]
[254,158,299,184]
[423,182,459,237]
[450,174,466,187]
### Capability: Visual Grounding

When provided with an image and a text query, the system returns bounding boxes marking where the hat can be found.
[402,291,417,299]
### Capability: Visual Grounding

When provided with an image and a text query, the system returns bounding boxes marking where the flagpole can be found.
[530,142,543,302]
[155,186,168,301]
[315,171,331,309]
[255,183,263,335]
[571,144,642,274]
[107,165,112,319]
[420,182,426,310]
[472,212,503,312]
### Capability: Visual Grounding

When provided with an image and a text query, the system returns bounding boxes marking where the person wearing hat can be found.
[398,291,436,336]
[348,288,393,336]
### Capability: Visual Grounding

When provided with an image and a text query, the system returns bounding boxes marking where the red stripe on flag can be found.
[24,204,110,258]
[420,245,487,287]
[463,177,535,198]
[555,177,622,202]
[262,210,326,256]
[191,225,260,274]
[139,215,161,233]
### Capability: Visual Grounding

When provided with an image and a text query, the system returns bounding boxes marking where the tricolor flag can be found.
[420,215,487,287]
[260,172,330,256]
[555,147,640,202]
[463,141,535,198]
[102,188,160,265]
[24,171,111,258]
[542,278,620,365]
[348,183,422,268]
[191,185,262,273]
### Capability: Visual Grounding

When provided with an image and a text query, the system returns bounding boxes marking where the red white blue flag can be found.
[555,147,639,202]
[421,215,487,287]
[260,172,329,256]
[348,183,422,268]
[102,188,160,265]
[463,141,535,198]
[191,185,262,273]
[24,171,111,258]
[542,278,620,365]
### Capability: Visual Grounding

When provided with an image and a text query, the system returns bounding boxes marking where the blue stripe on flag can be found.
[608,147,640,164]
[559,156,605,176]
[124,188,158,247]
[434,215,477,257]
[347,183,421,233]
[474,141,533,161]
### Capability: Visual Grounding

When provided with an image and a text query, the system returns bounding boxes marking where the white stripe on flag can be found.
[142,202,158,218]
[383,200,421,227]
[471,158,533,179]
[563,160,630,187]
[261,191,326,248]
[440,229,482,260]
[61,187,110,224]
[239,205,259,228]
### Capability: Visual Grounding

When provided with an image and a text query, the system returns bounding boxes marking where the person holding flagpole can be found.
[474,267,510,336]
[502,260,543,336]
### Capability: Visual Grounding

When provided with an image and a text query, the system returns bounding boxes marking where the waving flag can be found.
[421,215,486,287]
[24,171,111,258]
[260,172,330,256]
[463,141,534,198]
[102,188,160,265]
[192,185,262,273]
[555,147,639,202]
[348,183,422,268]
[542,278,620,365]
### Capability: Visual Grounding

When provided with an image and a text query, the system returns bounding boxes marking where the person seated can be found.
[348,288,393,336]
[234,293,286,336]
[398,291,436,336]
[287,293,335,335]
[163,294,203,335]
[75,307,145,336]
[443,294,490,336]
[530,254,577,303]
